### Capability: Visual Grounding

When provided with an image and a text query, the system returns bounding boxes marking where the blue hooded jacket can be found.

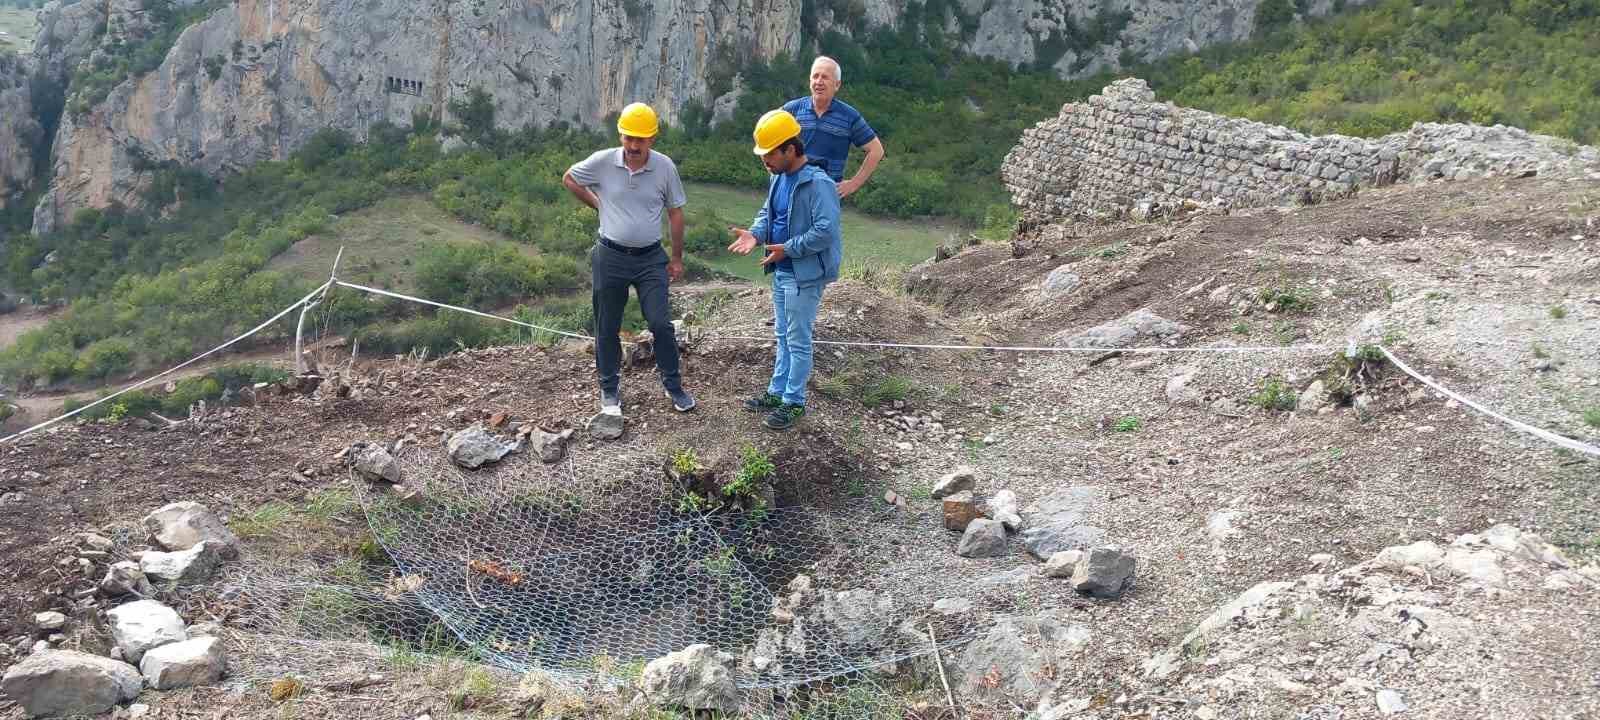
[748,163,843,287]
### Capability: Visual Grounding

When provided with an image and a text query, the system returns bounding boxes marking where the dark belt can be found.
[598,236,661,256]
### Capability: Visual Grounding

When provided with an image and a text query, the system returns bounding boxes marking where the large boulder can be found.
[106,600,187,664]
[641,644,738,713]
[1019,486,1108,559]
[140,541,222,584]
[951,613,1092,705]
[448,425,517,468]
[0,650,143,718]
[142,502,241,559]
[1052,309,1187,348]
[139,636,225,690]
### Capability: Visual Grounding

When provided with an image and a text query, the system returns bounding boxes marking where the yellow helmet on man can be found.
[752,109,802,155]
[617,102,659,138]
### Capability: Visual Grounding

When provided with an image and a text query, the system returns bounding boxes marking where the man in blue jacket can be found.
[728,109,843,431]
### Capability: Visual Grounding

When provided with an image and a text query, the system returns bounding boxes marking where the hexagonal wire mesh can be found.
[232,436,982,717]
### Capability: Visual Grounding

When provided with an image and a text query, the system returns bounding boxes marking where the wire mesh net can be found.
[232,435,982,716]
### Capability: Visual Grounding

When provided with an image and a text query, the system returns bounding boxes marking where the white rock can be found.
[140,636,226,690]
[932,597,972,615]
[987,489,1022,531]
[931,466,977,499]
[641,644,738,712]
[1376,688,1407,714]
[1043,550,1083,578]
[34,611,66,631]
[142,502,241,559]
[140,541,222,584]
[128,703,152,718]
[0,650,143,718]
[107,600,187,664]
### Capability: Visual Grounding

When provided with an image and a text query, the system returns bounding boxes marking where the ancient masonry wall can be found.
[1002,78,1600,222]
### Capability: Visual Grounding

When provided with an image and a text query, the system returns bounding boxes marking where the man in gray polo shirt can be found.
[563,102,696,416]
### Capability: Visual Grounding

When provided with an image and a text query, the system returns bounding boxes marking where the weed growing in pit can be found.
[1232,321,1250,335]
[1532,344,1551,360]
[1251,376,1298,411]
[1112,416,1143,432]
[1584,408,1600,428]
[727,445,775,498]
[1550,305,1568,319]
[669,446,700,475]
[845,477,867,497]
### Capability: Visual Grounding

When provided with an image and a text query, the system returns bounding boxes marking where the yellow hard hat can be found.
[617,102,659,138]
[752,109,802,155]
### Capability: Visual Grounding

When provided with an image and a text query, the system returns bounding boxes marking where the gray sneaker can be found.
[600,388,622,413]
[665,386,697,412]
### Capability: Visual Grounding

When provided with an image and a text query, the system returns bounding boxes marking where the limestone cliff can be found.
[827,0,1373,78]
[0,52,40,210]
[32,0,803,232]
[27,0,1376,231]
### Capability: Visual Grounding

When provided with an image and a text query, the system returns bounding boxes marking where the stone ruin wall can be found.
[1003,78,1600,222]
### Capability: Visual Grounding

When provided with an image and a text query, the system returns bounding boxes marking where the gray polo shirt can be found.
[566,148,687,247]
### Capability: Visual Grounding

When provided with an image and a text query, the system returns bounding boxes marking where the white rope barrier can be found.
[333,280,595,341]
[5,276,1595,462]
[0,281,332,445]
[1377,345,1600,458]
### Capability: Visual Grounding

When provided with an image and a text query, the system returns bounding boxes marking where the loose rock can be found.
[942,491,982,532]
[34,611,66,631]
[956,518,1007,558]
[640,644,738,713]
[987,490,1022,531]
[1071,546,1137,599]
[140,636,226,690]
[107,599,187,664]
[448,424,517,468]
[1043,550,1084,578]
[588,411,625,441]
[142,501,241,559]
[931,466,977,499]
[352,443,402,482]
[100,561,154,597]
[0,650,144,718]
[141,541,222,584]
[529,428,573,464]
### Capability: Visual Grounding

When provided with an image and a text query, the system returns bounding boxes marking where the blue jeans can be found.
[768,270,824,406]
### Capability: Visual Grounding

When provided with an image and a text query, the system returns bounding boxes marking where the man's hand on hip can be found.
[727,227,759,255]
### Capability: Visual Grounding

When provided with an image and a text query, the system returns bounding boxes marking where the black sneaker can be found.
[600,388,622,413]
[743,392,782,413]
[665,386,697,412]
[763,403,805,431]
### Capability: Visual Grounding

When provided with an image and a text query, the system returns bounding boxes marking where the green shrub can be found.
[1251,376,1298,411]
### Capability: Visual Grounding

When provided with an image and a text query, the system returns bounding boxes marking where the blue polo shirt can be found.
[781,96,877,183]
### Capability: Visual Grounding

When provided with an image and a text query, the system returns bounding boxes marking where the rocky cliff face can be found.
[26,0,1371,231]
[32,0,803,232]
[0,52,40,210]
[826,0,1372,78]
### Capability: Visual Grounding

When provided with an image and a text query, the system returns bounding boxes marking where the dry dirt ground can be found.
[0,176,1596,719]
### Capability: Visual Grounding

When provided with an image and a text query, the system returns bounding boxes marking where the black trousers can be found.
[590,242,681,393]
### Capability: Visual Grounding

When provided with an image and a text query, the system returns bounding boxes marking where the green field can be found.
[0,8,36,54]
[683,182,959,283]
[267,195,537,293]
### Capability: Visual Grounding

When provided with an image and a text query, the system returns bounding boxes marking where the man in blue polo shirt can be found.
[781,56,886,198]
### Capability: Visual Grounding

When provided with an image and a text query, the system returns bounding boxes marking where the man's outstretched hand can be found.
[728,226,759,255]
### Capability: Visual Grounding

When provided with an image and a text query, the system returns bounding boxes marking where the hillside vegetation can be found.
[2,0,1598,391]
